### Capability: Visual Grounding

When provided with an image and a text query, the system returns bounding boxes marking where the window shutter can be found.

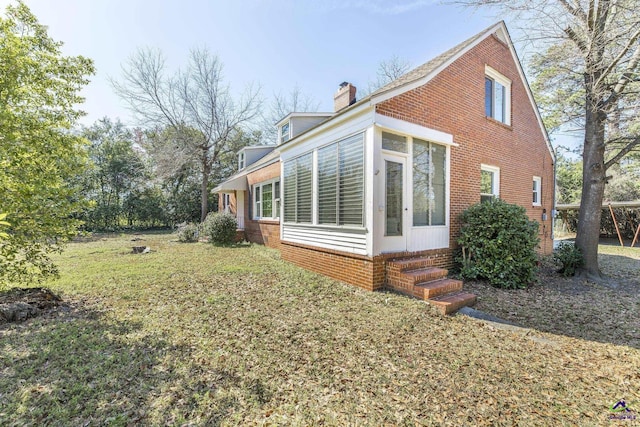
[318,144,338,224]
[296,154,313,223]
[338,134,364,226]
[283,161,296,222]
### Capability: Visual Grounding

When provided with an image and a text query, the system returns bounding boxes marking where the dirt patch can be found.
[0,287,64,324]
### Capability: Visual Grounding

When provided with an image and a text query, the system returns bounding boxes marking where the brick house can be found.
[213,22,555,313]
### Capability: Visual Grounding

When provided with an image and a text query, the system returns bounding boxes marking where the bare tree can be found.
[452,0,640,281]
[260,85,320,144]
[365,55,412,95]
[112,48,261,221]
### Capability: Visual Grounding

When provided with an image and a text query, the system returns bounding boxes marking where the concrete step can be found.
[427,292,477,315]
[414,278,463,299]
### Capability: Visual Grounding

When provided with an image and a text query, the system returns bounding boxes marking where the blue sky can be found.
[3,0,505,126]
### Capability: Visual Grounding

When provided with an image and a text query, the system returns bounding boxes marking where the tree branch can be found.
[605,136,640,169]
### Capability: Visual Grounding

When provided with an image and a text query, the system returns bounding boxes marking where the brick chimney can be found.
[334,82,357,112]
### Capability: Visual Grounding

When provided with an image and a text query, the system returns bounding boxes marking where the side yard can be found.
[465,241,640,348]
[1,232,639,425]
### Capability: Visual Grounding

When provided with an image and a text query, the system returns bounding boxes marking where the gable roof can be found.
[370,24,494,99]
[215,22,554,193]
[278,21,553,160]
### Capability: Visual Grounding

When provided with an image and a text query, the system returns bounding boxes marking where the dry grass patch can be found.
[1,232,639,426]
[465,242,640,349]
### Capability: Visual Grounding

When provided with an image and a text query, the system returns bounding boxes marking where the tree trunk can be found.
[200,153,211,223]
[575,94,607,280]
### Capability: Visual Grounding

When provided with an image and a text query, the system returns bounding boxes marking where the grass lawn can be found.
[1,232,639,425]
[466,240,640,349]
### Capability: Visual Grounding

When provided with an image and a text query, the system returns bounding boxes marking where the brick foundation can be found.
[280,240,455,292]
[244,219,280,249]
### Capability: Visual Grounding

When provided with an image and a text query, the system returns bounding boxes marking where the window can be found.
[280,121,291,144]
[413,139,446,226]
[283,153,312,223]
[274,181,281,219]
[533,176,542,206]
[485,66,511,125]
[480,164,500,202]
[253,179,280,219]
[317,133,365,226]
[238,152,245,170]
[382,132,408,153]
[284,133,365,227]
[222,193,231,213]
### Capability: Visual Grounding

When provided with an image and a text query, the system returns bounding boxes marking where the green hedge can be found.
[457,199,540,289]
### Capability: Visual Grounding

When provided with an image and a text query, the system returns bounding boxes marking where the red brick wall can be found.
[281,241,377,291]
[376,34,555,255]
[222,34,554,292]
[281,241,454,291]
[245,220,280,249]
[244,162,281,249]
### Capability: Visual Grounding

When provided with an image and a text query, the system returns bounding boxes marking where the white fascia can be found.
[373,114,457,146]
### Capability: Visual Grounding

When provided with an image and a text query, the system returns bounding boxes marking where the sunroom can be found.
[277,111,456,258]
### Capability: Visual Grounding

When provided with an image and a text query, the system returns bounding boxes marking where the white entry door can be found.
[381,154,407,252]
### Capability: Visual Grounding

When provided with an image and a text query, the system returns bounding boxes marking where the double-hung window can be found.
[238,152,245,170]
[280,121,291,144]
[480,164,500,203]
[253,179,280,219]
[485,66,511,125]
[533,176,542,206]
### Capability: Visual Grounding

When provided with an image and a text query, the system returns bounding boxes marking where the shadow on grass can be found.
[0,303,270,425]
[599,253,640,286]
[73,229,174,243]
[465,252,640,350]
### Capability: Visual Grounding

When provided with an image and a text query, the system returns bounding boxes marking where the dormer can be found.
[275,112,333,145]
[237,145,276,171]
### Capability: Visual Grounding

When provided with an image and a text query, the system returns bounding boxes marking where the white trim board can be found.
[374,114,457,146]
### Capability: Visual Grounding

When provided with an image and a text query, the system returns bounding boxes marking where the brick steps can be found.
[386,257,475,315]
[414,278,462,299]
[428,292,478,315]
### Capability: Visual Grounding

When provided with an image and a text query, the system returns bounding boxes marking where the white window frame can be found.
[280,121,291,144]
[316,133,365,227]
[485,65,511,126]
[533,176,542,206]
[253,178,280,220]
[238,152,246,170]
[480,164,500,201]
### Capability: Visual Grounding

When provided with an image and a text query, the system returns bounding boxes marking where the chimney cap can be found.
[339,81,349,88]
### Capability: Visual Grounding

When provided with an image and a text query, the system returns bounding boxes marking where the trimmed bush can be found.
[201,212,237,245]
[176,223,199,243]
[457,199,540,289]
[553,241,583,277]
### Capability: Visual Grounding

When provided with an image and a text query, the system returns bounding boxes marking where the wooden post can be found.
[609,204,624,247]
[632,223,640,248]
